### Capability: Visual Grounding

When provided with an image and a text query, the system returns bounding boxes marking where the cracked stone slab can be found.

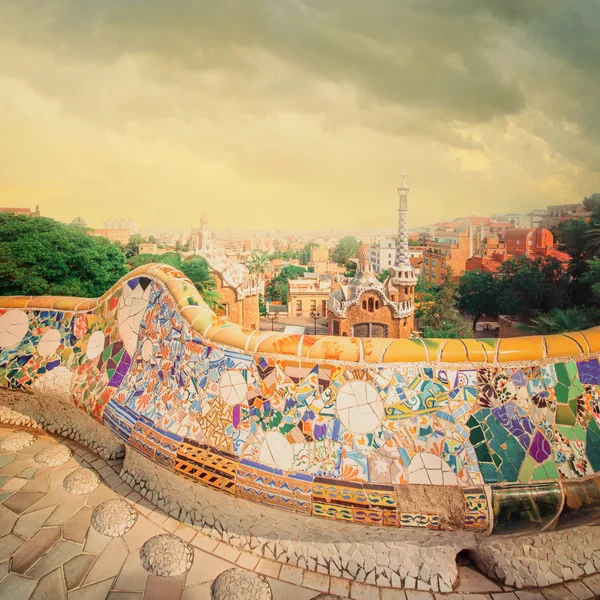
[91,498,137,537]
[140,534,193,577]
[63,468,100,495]
[210,568,273,600]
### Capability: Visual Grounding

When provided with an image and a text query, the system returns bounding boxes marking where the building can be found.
[465,228,571,273]
[288,274,331,318]
[0,205,41,217]
[105,219,136,230]
[540,203,591,229]
[90,229,132,243]
[138,243,172,255]
[327,172,417,338]
[185,215,262,330]
[310,246,329,262]
[422,229,473,284]
[369,239,396,272]
[308,245,346,276]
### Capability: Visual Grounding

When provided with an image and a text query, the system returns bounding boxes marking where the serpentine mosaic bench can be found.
[2,263,600,591]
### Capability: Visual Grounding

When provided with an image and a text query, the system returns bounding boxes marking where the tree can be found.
[495,256,570,318]
[458,270,500,330]
[516,308,598,335]
[0,214,127,297]
[420,267,472,338]
[583,193,600,216]
[301,242,320,265]
[124,234,146,258]
[331,236,361,265]
[376,269,390,283]
[264,265,306,304]
[247,251,270,276]
[71,217,87,228]
[258,295,268,317]
[126,252,222,309]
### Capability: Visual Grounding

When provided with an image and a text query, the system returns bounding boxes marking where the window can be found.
[362,300,367,309]
[375,300,380,309]
[333,320,340,335]
[405,286,408,294]
[296,300,302,313]
[424,258,429,265]
[368,297,374,312]
[310,300,317,312]
[432,260,437,267]
[321,299,327,316]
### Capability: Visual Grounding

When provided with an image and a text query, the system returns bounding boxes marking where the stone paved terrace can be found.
[1,425,600,600]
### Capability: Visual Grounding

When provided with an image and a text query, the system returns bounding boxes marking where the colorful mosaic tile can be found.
[4,266,600,533]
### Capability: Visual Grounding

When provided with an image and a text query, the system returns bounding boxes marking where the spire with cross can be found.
[393,168,411,268]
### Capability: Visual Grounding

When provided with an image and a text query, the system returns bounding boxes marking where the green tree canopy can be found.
[458,255,572,326]
[375,269,390,283]
[0,214,127,297]
[420,267,472,338]
[301,242,320,265]
[264,265,306,304]
[331,236,361,265]
[247,250,270,275]
[126,252,221,309]
[458,270,500,330]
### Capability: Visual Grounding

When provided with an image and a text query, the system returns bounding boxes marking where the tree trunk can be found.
[472,313,482,331]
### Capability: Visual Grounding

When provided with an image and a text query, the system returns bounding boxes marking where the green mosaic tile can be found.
[518,455,536,483]
[556,404,577,426]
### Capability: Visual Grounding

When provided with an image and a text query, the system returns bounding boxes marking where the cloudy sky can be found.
[1,1,599,231]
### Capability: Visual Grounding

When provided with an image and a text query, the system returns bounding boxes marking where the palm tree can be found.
[247,251,270,276]
[516,308,598,335]
[71,217,87,228]
[585,228,600,257]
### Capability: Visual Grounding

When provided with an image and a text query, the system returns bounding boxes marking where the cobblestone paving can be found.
[1,425,599,600]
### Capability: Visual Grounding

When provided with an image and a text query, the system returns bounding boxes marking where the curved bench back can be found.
[2,263,600,535]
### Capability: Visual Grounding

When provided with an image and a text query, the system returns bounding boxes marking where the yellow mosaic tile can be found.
[209,324,254,349]
[0,297,33,309]
[497,336,545,362]
[381,338,428,362]
[256,333,301,356]
[563,331,591,353]
[545,334,584,359]
[439,339,469,363]
[305,336,361,362]
[461,339,490,362]
[581,327,600,354]
[52,297,85,310]
[363,337,394,363]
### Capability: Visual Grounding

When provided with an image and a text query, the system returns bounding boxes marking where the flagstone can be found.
[28,540,83,579]
[31,567,66,600]
[14,505,55,538]
[11,526,62,574]
[64,554,98,590]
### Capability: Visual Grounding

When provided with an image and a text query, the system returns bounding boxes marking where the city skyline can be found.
[1,2,599,230]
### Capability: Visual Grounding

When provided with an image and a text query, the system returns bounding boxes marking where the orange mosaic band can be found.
[1,262,598,364]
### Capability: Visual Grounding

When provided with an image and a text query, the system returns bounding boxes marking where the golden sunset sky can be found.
[1,1,599,231]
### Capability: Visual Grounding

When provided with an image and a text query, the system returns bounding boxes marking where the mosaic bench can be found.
[2,263,600,591]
